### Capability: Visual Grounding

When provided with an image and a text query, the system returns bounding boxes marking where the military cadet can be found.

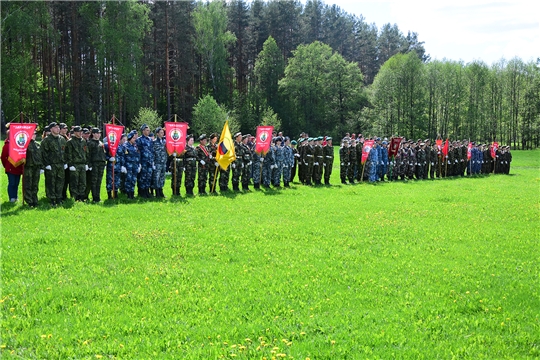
[207,133,219,193]
[196,134,211,195]
[151,127,167,198]
[270,137,283,187]
[182,135,197,196]
[430,143,439,179]
[261,139,274,189]
[169,144,185,196]
[23,129,43,207]
[86,128,107,202]
[59,124,71,200]
[135,124,154,198]
[481,144,490,174]
[241,135,253,190]
[312,137,323,185]
[323,137,333,185]
[118,130,140,199]
[380,140,389,181]
[346,138,357,184]
[399,141,410,181]
[339,139,349,184]
[376,138,385,181]
[105,133,126,199]
[282,137,294,187]
[251,143,262,190]
[416,142,427,179]
[230,132,244,191]
[297,138,306,184]
[504,146,512,174]
[290,140,299,183]
[407,141,416,180]
[368,141,379,183]
[304,138,315,185]
[41,122,67,206]
[355,137,364,181]
[65,126,89,201]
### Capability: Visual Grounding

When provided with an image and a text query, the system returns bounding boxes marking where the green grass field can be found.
[1,150,539,359]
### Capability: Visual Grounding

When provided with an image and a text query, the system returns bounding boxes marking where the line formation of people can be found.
[2,123,512,208]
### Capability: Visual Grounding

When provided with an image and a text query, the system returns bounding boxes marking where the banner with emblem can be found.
[361,140,375,164]
[490,142,499,159]
[388,137,402,157]
[165,122,188,156]
[436,139,443,151]
[104,124,124,157]
[467,142,473,160]
[216,120,236,170]
[255,125,273,155]
[8,123,37,166]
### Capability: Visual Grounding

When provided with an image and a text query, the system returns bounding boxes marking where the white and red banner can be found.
[491,142,499,159]
[388,137,402,157]
[8,123,37,166]
[255,125,273,155]
[165,122,188,156]
[104,124,124,157]
[361,140,375,164]
[442,139,449,157]
[467,142,473,160]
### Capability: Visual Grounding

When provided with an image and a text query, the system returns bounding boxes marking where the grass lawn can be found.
[1,149,539,359]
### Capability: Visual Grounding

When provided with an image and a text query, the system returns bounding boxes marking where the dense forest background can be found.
[2,0,539,148]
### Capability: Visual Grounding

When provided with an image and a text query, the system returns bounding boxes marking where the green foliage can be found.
[192,95,229,137]
[259,107,281,131]
[131,107,162,133]
[1,150,539,358]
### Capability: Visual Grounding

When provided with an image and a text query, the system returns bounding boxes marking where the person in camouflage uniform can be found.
[82,128,93,201]
[380,140,389,181]
[323,137,334,185]
[136,124,154,198]
[347,139,357,184]
[304,138,315,185]
[399,141,410,181]
[23,129,43,207]
[272,137,285,187]
[283,137,294,187]
[152,127,167,198]
[339,139,349,184]
[368,142,379,183]
[207,133,219,193]
[231,132,244,191]
[105,133,126,200]
[65,126,89,201]
[87,128,107,202]
[196,134,211,195]
[41,122,67,206]
[291,140,299,183]
[416,142,427,179]
[312,137,323,185]
[297,138,306,184]
[183,135,197,196]
[118,130,140,199]
[241,135,253,190]
[261,140,274,189]
[251,146,262,190]
[60,123,70,200]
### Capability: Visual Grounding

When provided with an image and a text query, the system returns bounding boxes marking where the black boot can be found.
[198,187,207,195]
[159,188,166,198]
[107,191,112,200]
[233,184,240,191]
[254,183,260,190]
[113,191,118,199]
[242,184,250,191]
[148,188,154,198]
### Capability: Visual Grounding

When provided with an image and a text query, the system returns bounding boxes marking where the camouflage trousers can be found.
[323,161,333,183]
[219,167,230,189]
[198,164,208,191]
[152,162,167,189]
[262,163,272,186]
[106,162,122,192]
[124,162,138,193]
[69,164,87,199]
[44,163,65,202]
[272,163,283,186]
[138,162,153,189]
[170,158,184,194]
[90,163,105,200]
[283,164,292,184]
[231,161,243,186]
[241,161,251,187]
[23,166,40,205]
[184,162,196,190]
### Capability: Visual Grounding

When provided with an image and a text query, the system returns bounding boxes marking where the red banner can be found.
[436,139,443,151]
[255,125,273,155]
[491,142,499,159]
[388,137,402,157]
[8,123,37,166]
[361,140,375,164]
[104,124,124,157]
[442,139,449,157]
[165,122,188,156]
[467,143,473,160]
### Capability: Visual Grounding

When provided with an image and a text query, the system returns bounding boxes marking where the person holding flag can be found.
[207,133,219,194]
[231,132,244,191]
[22,128,43,207]
[1,126,24,203]
[105,133,126,199]
[183,135,197,196]
[215,120,236,192]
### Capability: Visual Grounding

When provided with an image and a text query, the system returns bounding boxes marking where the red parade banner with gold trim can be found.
[491,142,499,159]
[104,124,124,157]
[255,126,273,155]
[361,140,375,164]
[8,123,37,166]
[388,137,402,157]
[165,122,188,156]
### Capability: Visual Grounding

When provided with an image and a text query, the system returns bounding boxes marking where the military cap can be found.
[242,134,249,140]
[72,125,82,132]
[59,123,67,129]
[127,130,137,140]
[298,138,305,143]
[140,124,149,131]
[284,136,290,142]
[317,136,323,141]
[291,140,297,145]
[44,125,50,132]
[234,132,242,138]
[149,132,154,137]
[155,127,163,133]
[382,140,388,145]
[326,137,332,141]
[210,133,218,139]
[420,142,425,146]
[308,137,313,142]
[82,128,90,134]
[186,134,194,140]
[198,134,207,141]
[376,137,381,141]
[49,122,59,128]
[91,127,101,134]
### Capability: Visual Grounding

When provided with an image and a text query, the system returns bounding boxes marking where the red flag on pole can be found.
[165,122,188,156]
[442,139,449,157]
[255,125,273,155]
[361,140,375,164]
[8,123,37,166]
[436,139,443,151]
[491,142,499,159]
[388,137,402,157]
[104,124,124,157]
[467,142,473,160]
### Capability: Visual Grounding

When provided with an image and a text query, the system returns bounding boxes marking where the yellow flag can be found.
[216,120,236,170]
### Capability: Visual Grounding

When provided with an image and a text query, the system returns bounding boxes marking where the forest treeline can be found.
[2,0,539,148]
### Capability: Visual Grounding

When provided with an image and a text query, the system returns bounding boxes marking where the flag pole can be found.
[21,112,25,205]
[211,166,219,193]
[111,115,116,199]
[361,161,366,182]
[173,114,177,196]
